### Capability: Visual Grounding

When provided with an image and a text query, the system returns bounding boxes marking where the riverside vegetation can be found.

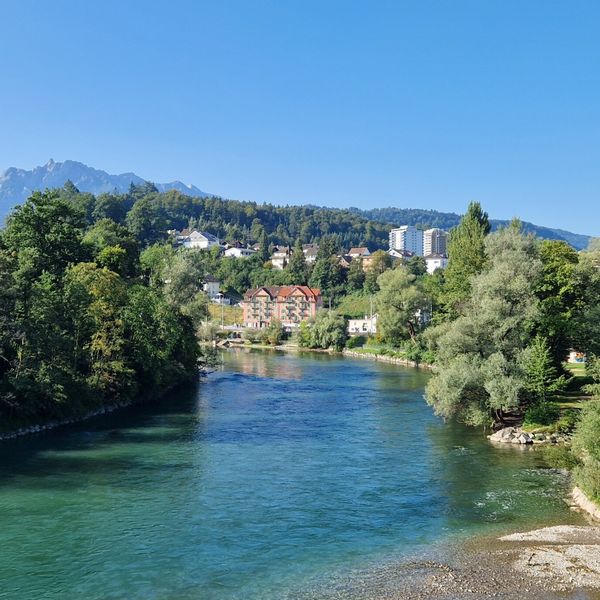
[1,182,600,509]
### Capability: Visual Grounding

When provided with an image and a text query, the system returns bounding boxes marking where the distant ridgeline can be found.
[351,207,591,251]
[0,160,590,249]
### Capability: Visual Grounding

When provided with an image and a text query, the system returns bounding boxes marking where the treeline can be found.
[58,181,392,250]
[0,191,203,428]
[353,206,591,250]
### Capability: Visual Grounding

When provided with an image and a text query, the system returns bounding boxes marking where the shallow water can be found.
[0,350,584,599]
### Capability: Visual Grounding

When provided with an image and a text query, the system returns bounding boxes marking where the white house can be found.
[224,247,256,258]
[348,314,378,335]
[270,246,292,270]
[203,276,221,299]
[424,254,448,274]
[347,247,371,258]
[175,229,220,250]
[302,244,319,264]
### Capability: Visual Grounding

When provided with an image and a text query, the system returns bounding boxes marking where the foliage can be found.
[426,224,541,426]
[520,335,568,405]
[298,310,347,351]
[375,266,429,344]
[442,201,490,317]
[346,335,367,349]
[259,320,284,345]
[0,191,199,427]
[572,398,600,502]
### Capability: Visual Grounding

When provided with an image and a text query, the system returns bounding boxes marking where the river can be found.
[0,350,585,599]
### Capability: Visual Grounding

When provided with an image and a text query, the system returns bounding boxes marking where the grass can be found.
[208,303,243,326]
[334,293,373,318]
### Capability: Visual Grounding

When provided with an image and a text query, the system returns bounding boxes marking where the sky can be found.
[0,0,599,234]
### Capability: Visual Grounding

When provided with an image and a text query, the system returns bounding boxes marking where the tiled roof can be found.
[244,286,321,300]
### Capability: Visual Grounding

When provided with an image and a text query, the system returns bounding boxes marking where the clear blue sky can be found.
[1,0,598,234]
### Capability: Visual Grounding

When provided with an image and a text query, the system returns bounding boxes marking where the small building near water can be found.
[348,314,378,335]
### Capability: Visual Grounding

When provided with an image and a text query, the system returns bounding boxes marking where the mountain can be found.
[0,159,207,218]
[351,207,592,251]
[0,160,592,250]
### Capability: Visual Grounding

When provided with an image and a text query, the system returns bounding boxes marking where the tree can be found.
[520,335,567,405]
[347,257,365,291]
[287,239,308,284]
[533,240,582,367]
[374,266,429,344]
[406,255,427,277]
[83,218,139,276]
[426,224,541,426]
[442,202,490,317]
[364,250,392,293]
[298,310,347,351]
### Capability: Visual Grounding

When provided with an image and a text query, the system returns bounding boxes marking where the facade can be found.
[203,276,221,299]
[243,286,322,329]
[388,248,415,260]
[389,226,423,256]
[424,254,448,274]
[224,247,256,258]
[302,244,319,264]
[270,246,292,270]
[348,314,377,335]
[347,247,371,258]
[423,228,448,256]
[172,229,220,250]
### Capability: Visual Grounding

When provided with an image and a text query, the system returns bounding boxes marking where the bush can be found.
[572,398,600,502]
[523,402,560,427]
[346,335,367,349]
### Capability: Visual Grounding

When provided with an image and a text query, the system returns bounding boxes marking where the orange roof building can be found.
[243,286,322,329]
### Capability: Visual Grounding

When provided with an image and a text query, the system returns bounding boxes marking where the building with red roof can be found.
[243,286,322,329]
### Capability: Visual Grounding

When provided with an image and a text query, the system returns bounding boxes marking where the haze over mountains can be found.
[0,159,592,249]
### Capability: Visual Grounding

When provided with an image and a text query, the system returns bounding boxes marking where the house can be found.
[172,228,221,250]
[424,254,448,274]
[225,247,257,258]
[203,276,221,299]
[348,314,378,335]
[338,255,354,268]
[348,247,371,258]
[302,244,320,264]
[243,286,322,329]
[388,248,415,260]
[270,246,292,270]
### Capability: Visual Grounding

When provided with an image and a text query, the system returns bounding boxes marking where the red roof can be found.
[244,286,321,300]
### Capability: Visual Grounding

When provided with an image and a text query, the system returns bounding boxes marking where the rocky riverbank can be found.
[489,425,570,445]
[342,349,433,369]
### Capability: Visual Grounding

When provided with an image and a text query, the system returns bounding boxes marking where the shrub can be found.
[523,402,560,427]
[346,335,366,349]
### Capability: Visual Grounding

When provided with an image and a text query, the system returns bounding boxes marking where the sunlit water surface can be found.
[0,350,582,599]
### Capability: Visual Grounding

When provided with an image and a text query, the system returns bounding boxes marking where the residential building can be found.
[203,276,221,299]
[302,244,320,264]
[338,255,354,269]
[171,228,220,250]
[243,286,322,329]
[347,247,371,258]
[424,254,448,274]
[270,246,292,270]
[388,248,415,260]
[348,314,378,335]
[389,225,423,256]
[224,247,256,258]
[423,228,448,256]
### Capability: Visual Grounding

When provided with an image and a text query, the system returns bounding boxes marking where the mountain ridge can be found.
[0,160,592,249]
[0,159,208,217]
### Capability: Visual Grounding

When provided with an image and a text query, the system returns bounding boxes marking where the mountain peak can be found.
[0,160,208,219]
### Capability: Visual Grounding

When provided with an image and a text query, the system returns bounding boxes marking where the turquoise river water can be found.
[0,350,584,599]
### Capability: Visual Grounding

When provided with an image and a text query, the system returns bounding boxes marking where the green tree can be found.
[298,310,347,351]
[287,239,308,284]
[442,201,490,317]
[520,335,567,405]
[426,224,541,426]
[375,266,429,344]
[347,257,366,291]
